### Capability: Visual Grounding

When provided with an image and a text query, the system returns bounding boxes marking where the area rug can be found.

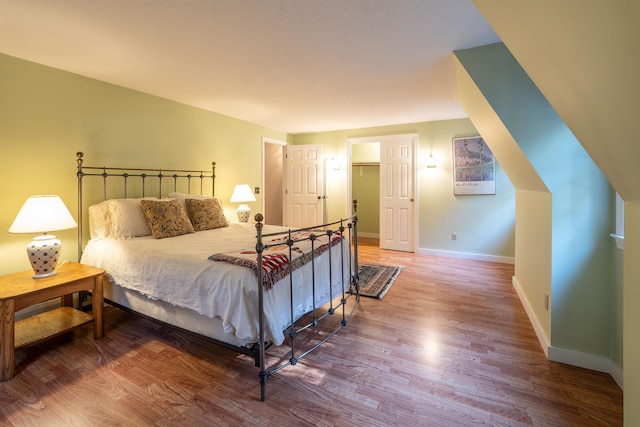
[358,263,402,299]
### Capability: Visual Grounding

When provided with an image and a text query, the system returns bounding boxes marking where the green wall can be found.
[292,119,516,260]
[455,43,617,363]
[0,54,287,275]
[351,143,380,236]
[351,165,380,236]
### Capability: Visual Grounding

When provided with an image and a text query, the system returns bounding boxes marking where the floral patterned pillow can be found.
[185,198,229,231]
[140,199,195,239]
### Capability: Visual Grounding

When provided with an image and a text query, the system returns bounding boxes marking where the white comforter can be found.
[80,222,351,346]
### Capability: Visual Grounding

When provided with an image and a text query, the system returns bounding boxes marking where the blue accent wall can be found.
[455,43,615,358]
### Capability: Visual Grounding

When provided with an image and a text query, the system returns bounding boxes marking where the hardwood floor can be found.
[0,239,623,426]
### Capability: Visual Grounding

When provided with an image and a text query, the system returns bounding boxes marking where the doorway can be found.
[351,142,381,238]
[347,134,417,252]
[263,139,326,228]
[262,137,286,226]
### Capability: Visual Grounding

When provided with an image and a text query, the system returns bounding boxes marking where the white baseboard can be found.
[610,361,624,389]
[357,232,380,239]
[417,248,515,264]
[547,346,610,372]
[512,276,623,389]
[548,346,623,389]
[512,276,550,357]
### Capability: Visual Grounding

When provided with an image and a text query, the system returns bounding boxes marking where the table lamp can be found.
[9,195,78,278]
[230,184,256,222]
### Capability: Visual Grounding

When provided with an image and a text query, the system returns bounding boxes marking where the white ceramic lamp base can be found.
[237,204,251,222]
[27,234,62,278]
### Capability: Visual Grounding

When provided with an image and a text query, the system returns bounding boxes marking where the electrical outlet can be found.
[254,187,260,194]
[451,232,457,240]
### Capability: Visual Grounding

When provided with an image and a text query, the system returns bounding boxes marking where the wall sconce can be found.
[9,195,78,278]
[426,153,437,168]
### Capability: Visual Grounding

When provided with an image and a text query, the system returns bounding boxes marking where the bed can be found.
[75,152,360,401]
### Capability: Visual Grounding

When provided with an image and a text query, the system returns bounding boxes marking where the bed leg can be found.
[252,345,261,367]
[259,370,267,402]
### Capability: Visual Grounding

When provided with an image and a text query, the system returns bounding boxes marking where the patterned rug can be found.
[358,263,402,299]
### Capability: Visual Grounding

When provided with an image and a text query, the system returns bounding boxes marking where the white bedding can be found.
[80,222,351,346]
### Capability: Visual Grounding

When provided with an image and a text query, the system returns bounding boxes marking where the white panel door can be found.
[285,144,324,228]
[380,138,414,252]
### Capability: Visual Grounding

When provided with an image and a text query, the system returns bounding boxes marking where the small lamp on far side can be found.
[9,195,77,278]
[230,184,256,222]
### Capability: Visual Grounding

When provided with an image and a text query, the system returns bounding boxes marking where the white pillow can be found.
[108,198,151,238]
[169,192,213,211]
[88,200,111,239]
[106,198,171,239]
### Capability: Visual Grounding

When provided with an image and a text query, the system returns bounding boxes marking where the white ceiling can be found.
[0,0,499,134]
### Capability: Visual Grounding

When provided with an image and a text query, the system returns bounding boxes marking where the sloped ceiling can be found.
[473,0,640,201]
[0,0,499,134]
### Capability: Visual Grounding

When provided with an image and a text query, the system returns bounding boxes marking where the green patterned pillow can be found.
[140,199,195,239]
[185,198,229,231]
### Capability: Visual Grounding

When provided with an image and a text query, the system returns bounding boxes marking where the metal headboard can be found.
[76,151,216,259]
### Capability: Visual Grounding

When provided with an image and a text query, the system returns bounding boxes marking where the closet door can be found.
[380,137,414,252]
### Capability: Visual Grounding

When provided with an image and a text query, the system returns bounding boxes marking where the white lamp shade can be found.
[9,195,77,233]
[230,184,256,222]
[9,195,77,278]
[230,184,256,203]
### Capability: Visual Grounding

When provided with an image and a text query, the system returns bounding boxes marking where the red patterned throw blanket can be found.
[209,231,344,290]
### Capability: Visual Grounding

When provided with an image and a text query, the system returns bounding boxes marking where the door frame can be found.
[346,133,419,252]
[261,137,287,225]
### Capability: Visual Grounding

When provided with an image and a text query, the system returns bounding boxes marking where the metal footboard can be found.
[255,205,359,402]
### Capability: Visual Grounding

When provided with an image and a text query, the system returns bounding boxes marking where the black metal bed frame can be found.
[76,151,217,259]
[76,152,360,401]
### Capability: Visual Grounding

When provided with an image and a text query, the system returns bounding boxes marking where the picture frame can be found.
[452,136,495,195]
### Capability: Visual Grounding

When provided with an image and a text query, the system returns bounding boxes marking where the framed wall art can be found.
[452,136,495,195]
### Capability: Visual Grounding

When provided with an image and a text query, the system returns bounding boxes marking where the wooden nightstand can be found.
[0,262,105,381]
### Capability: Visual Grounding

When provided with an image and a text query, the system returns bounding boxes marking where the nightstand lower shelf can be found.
[0,262,105,381]
[15,307,94,348]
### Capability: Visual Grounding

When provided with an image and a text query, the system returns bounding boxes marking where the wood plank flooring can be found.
[0,239,623,426]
